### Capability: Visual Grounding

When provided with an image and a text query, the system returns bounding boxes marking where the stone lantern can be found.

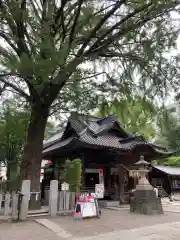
[135,156,153,190]
[130,155,163,215]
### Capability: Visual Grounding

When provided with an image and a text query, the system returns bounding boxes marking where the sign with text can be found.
[98,169,104,185]
[74,194,98,219]
[95,184,104,199]
[61,182,69,191]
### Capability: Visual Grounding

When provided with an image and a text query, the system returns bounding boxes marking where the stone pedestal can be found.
[130,189,163,215]
[130,156,163,215]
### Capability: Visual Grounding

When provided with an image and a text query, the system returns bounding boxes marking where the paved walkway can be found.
[0,221,61,240]
[72,222,180,240]
[1,209,180,240]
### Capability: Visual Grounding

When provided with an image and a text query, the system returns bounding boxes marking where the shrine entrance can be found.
[42,112,173,205]
[85,173,99,188]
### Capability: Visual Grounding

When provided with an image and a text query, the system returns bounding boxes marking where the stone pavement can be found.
[72,222,180,240]
[1,209,180,240]
[0,221,61,240]
[51,209,180,237]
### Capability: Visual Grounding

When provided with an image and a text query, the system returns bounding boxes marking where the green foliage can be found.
[155,107,180,152]
[0,0,179,188]
[0,99,55,182]
[0,1,179,112]
[96,95,156,139]
[153,156,180,167]
[0,102,29,178]
[64,159,82,192]
[45,121,57,139]
[0,175,21,192]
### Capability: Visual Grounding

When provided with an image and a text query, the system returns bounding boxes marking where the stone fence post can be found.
[20,180,31,220]
[49,180,58,217]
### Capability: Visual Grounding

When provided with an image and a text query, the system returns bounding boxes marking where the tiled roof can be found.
[43,137,74,154]
[42,112,173,157]
[78,130,144,150]
[68,112,130,137]
[43,132,64,149]
[152,165,180,176]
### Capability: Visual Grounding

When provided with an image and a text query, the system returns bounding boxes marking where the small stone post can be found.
[4,193,11,218]
[12,194,19,220]
[20,180,31,220]
[49,180,58,217]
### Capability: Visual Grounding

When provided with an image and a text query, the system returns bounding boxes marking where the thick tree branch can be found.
[15,0,30,56]
[51,0,69,37]
[0,73,31,101]
[0,31,19,54]
[57,2,79,33]
[87,2,154,53]
[43,57,83,105]
[77,0,126,55]
[92,2,179,53]
[1,1,30,57]
[0,83,7,97]
[54,0,68,24]
[96,51,148,64]
[41,0,48,23]
[69,0,83,45]
[29,0,41,21]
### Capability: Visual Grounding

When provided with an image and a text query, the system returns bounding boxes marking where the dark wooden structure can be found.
[42,113,173,200]
[149,165,180,196]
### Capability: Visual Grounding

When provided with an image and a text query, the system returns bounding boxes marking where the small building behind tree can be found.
[42,113,173,202]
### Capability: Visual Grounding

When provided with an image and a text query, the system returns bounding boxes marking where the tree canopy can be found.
[96,95,157,139]
[155,107,180,152]
[0,1,179,108]
[0,101,29,180]
[0,0,179,191]
[153,156,180,166]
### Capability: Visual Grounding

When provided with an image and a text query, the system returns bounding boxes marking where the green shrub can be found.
[64,158,82,192]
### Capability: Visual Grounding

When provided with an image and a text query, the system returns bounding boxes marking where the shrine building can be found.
[42,112,173,201]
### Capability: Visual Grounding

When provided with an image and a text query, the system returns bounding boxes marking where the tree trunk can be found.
[6,162,10,181]
[20,104,49,208]
[6,162,19,191]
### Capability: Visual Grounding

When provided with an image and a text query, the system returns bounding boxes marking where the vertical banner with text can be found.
[98,169,104,185]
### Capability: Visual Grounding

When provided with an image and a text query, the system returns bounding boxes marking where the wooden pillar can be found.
[115,173,119,200]
[107,166,111,195]
[118,164,125,204]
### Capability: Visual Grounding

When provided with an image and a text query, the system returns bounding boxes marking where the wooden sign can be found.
[61,182,69,191]
[95,184,104,199]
